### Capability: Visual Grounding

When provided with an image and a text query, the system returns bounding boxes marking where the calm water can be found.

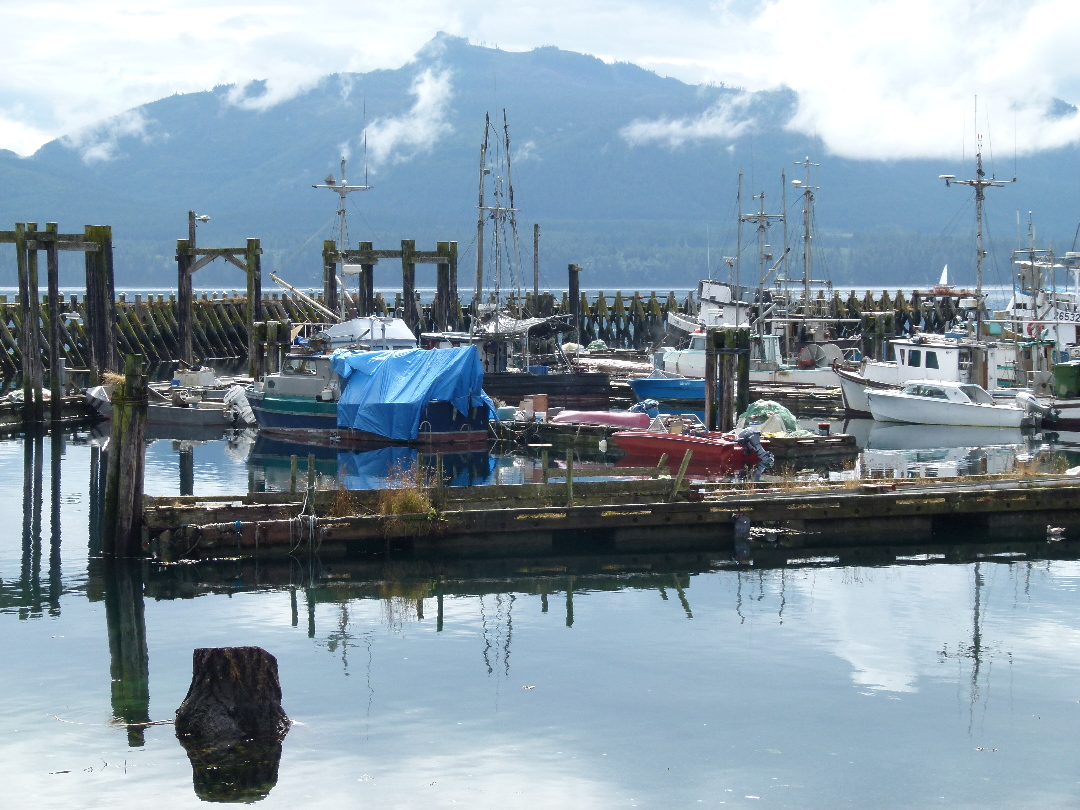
[5,434,1080,808]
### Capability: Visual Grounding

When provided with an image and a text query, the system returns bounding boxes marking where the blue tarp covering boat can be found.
[332,347,495,441]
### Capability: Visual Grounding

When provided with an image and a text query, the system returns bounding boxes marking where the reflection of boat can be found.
[865,422,1026,451]
[248,347,492,448]
[248,434,496,490]
[867,380,1033,427]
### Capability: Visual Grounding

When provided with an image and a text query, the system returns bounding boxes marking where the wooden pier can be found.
[143,472,1080,562]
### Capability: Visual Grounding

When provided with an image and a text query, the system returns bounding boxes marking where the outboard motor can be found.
[1015,390,1058,425]
[736,427,775,482]
[630,398,660,417]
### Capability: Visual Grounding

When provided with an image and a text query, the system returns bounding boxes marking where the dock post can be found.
[434,453,445,511]
[568,264,582,342]
[704,328,717,430]
[719,329,736,432]
[322,240,338,318]
[176,239,193,365]
[533,224,540,299]
[246,238,263,379]
[401,239,417,334]
[435,242,451,331]
[27,223,44,423]
[565,580,574,628]
[565,450,574,506]
[84,225,118,374]
[306,454,316,509]
[447,241,459,328]
[179,444,194,497]
[358,241,374,317]
[45,223,62,424]
[15,223,32,420]
[289,455,298,494]
[437,594,444,632]
[102,354,147,557]
[669,450,693,501]
[736,327,750,418]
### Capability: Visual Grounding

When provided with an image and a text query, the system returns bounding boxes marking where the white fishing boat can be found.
[866,380,1036,428]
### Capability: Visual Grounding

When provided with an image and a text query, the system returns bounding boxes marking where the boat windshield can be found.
[282,357,324,375]
[903,383,949,399]
[958,384,994,404]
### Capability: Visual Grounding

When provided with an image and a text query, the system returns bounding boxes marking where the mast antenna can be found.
[313,155,372,317]
[939,124,1016,340]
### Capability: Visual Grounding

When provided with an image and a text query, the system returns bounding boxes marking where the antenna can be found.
[363,95,369,187]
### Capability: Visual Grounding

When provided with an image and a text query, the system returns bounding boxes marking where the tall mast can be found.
[781,169,788,286]
[735,170,743,328]
[503,110,523,298]
[740,190,783,335]
[312,156,372,317]
[795,158,818,312]
[941,113,1016,339]
[474,116,491,310]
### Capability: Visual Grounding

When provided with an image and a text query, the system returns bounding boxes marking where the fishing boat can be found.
[866,380,1036,428]
[612,415,772,477]
[85,381,254,430]
[248,346,493,447]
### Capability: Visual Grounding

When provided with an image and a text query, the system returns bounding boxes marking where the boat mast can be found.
[740,190,783,335]
[473,115,490,331]
[312,156,372,318]
[794,157,818,316]
[941,113,1015,339]
[503,110,523,299]
[735,170,743,328]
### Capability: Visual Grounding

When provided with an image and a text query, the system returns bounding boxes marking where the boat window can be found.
[925,351,939,369]
[690,336,706,350]
[283,358,319,375]
[921,386,948,399]
[908,350,921,368]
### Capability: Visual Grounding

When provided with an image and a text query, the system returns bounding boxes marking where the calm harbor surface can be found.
[5,433,1080,807]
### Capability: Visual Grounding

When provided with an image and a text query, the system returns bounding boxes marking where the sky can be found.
[2,0,1080,161]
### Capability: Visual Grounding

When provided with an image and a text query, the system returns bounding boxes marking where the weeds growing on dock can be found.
[376,461,434,517]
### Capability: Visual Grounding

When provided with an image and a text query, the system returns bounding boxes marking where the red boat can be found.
[611,429,769,474]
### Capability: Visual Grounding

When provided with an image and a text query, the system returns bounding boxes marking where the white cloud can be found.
[366,68,454,168]
[59,109,155,164]
[1,1,1079,161]
[621,93,755,149]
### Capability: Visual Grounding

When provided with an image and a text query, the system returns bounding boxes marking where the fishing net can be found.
[737,400,798,433]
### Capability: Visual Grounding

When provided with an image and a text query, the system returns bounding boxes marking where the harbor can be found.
[5,26,1080,805]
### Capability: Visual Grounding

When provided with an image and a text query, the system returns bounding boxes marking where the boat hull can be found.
[866,390,1028,427]
[549,410,651,429]
[628,377,706,405]
[251,393,490,448]
[611,430,765,473]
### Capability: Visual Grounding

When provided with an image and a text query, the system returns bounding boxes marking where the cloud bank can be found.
[365,68,454,168]
[1,0,1079,161]
[621,93,755,149]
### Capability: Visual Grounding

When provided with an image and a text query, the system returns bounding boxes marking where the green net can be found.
[738,400,798,432]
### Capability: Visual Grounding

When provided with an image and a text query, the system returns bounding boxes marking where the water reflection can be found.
[94,558,150,747]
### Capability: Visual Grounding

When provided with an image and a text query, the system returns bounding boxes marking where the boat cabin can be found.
[899,380,996,405]
[262,354,339,400]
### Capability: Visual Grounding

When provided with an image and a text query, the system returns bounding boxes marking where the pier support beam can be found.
[45,223,62,423]
[568,263,582,342]
[401,239,418,334]
[176,239,193,365]
[357,241,375,317]
[322,240,338,317]
[246,239,263,379]
[102,354,147,557]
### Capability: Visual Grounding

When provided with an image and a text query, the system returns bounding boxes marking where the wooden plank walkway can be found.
[144,474,1080,561]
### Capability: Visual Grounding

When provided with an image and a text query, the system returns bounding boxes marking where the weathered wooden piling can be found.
[568,263,582,341]
[102,354,147,556]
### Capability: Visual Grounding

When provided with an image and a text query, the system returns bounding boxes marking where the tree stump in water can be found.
[175,646,290,745]
[175,647,290,802]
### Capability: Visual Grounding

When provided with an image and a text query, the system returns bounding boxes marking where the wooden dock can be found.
[143,473,1080,562]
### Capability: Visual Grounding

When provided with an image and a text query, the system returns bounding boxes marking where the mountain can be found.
[1,33,1078,293]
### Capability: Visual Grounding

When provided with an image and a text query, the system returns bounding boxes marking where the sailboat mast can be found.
[473,115,490,320]
[735,171,743,328]
[503,110,523,299]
